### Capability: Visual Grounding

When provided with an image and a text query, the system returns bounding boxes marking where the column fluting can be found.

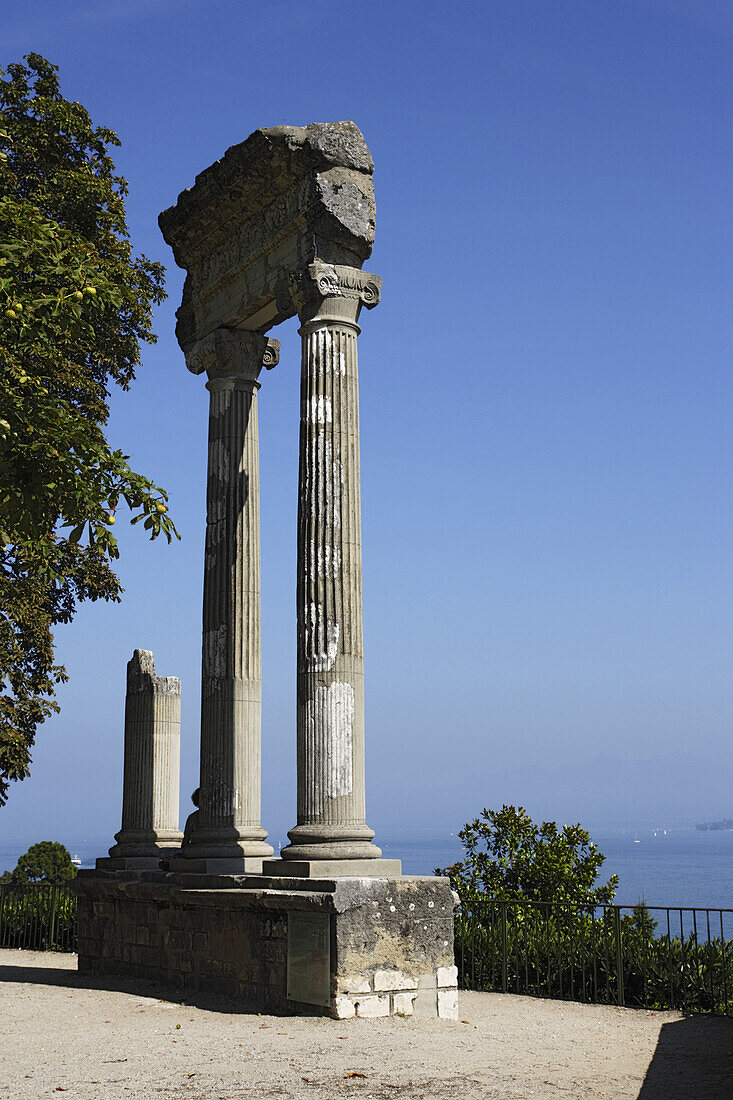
[281,263,382,862]
[183,328,279,862]
[109,649,183,858]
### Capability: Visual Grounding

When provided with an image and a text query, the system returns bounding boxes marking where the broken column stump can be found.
[97,649,183,870]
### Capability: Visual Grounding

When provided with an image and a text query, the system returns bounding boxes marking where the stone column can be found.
[101,649,183,869]
[273,263,400,875]
[174,328,278,873]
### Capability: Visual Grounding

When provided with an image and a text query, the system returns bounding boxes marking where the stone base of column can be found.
[99,831,183,870]
[179,827,274,864]
[280,824,383,863]
[167,856,268,875]
[96,856,169,871]
[262,858,402,878]
[76,874,458,1020]
[107,829,183,861]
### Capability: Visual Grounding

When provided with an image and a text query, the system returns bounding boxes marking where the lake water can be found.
[2,829,732,912]
[382,829,733,911]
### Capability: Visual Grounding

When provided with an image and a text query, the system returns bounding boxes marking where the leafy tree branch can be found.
[0,54,178,804]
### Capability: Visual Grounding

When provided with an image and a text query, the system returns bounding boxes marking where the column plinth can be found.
[173,328,278,873]
[268,263,398,875]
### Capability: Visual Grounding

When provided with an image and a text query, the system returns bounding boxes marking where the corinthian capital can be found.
[185,328,280,383]
[290,261,382,326]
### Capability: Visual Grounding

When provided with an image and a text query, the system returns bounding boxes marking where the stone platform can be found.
[75,873,458,1020]
[261,858,403,878]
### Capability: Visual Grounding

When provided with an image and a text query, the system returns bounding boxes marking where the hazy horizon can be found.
[3,749,731,850]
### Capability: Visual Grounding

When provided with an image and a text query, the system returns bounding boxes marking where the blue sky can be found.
[2,0,732,849]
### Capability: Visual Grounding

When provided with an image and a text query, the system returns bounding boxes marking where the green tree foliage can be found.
[455,898,733,1013]
[437,805,618,906]
[0,54,178,804]
[8,840,77,884]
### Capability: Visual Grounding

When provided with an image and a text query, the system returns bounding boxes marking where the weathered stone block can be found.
[102,650,183,867]
[156,906,173,927]
[159,123,377,351]
[335,974,371,995]
[374,969,418,992]
[437,964,458,987]
[354,994,389,1018]
[142,945,163,968]
[438,988,459,1020]
[412,975,440,1020]
[261,939,286,962]
[270,918,287,940]
[75,873,456,1019]
[165,929,189,949]
[332,995,356,1019]
[268,966,286,988]
[392,991,418,1016]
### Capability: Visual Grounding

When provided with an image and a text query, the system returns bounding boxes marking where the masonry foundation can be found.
[76,875,458,1020]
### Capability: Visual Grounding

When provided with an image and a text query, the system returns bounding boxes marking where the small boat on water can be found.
[71,855,82,867]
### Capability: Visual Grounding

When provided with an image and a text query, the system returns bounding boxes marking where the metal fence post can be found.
[614,907,625,1007]
[48,885,58,950]
[501,902,508,994]
[456,898,732,1015]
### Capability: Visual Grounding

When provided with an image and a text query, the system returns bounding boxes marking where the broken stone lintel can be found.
[158,122,376,351]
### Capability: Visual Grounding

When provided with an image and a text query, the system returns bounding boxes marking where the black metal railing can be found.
[456,900,733,1015]
[0,884,77,952]
[1,882,730,1016]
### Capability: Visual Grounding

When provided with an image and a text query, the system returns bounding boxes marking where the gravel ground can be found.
[1,950,731,1099]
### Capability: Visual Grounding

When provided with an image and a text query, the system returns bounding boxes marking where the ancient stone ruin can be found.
[101,649,183,868]
[78,123,458,1020]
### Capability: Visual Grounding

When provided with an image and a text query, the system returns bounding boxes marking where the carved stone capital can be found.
[159,122,376,351]
[291,262,382,326]
[185,328,280,384]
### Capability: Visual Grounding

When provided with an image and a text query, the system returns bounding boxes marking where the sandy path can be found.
[0,950,731,1099]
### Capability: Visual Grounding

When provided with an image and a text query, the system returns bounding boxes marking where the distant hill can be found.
[696,818,733,831]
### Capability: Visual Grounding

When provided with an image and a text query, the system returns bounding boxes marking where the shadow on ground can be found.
[4,958,733,1098]
[0,960,309,1016]
[637,1014,733,1100]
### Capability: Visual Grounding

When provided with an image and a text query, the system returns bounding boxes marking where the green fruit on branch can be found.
[0,52,173,808]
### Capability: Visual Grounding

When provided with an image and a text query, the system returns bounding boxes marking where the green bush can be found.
[0,882,76,951]
[8,840,77,883]
[437,805,618,907]
[455,900,733,1014]
[441,807,731,1014]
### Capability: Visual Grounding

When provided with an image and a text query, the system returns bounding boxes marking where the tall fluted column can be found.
[274,263,399,874]
[99,649,183,869]
[177,328,278,872]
